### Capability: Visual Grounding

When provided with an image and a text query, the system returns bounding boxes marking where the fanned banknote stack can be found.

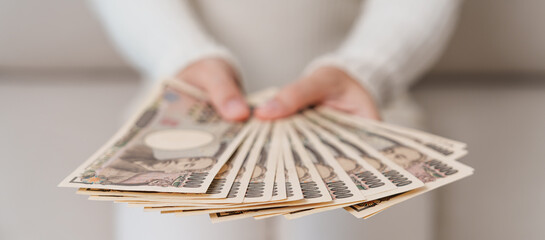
[59,79,473,222]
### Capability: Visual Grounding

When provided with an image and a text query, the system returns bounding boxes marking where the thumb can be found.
[186,77,250,121]
[255,79,328,120]
[205,78,250,121]
[178,58,250,121]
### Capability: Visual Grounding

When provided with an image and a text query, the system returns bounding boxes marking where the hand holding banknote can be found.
[177,58,250,121]
[255,66,381,121]
[60,81,473,222]
[178,57,380,122]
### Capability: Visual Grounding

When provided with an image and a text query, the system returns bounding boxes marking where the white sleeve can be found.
[305,0,461,106]
[88,0,237,80]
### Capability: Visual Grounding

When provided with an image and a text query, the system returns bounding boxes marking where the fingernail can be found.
[224,98,247,119]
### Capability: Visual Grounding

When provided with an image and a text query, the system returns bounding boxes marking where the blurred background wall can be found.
[1,0,544,240]
[2,0,545,73]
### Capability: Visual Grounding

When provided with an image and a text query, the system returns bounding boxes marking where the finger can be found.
[322,88,381,121]
[185,75,250,121]
[255,78,331,120]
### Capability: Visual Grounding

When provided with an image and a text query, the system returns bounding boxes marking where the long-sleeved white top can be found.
[90,0,460,106]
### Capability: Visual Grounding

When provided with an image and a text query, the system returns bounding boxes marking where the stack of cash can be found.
[59,79,473,222]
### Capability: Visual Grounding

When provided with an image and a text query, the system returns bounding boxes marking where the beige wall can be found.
[435,0,545,73]
[1,0,545,73]
[0,0,125,70]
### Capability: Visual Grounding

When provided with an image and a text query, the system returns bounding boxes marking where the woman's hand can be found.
[255,66,381,120]
[176,58,250,121]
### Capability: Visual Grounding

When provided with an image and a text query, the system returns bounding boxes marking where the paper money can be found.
[80,120,262,205]
[290,117,364,204]
[243,122,281,203]
[279,121,304,202]
[210,117,368,222]
[60,84,474,223]
[270,148,287,201]
[284,121,331,205]
[280,115,417,220]
[311,110,473,218]
[208,121,332,222]
[146,124,296,216]
[262,117,368,218]
[225,121,271,203]
[301,117,397,199]
[202,121,259,199]
[318,108,468,161]
[60,83,251,193]
[304,111,424,199]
